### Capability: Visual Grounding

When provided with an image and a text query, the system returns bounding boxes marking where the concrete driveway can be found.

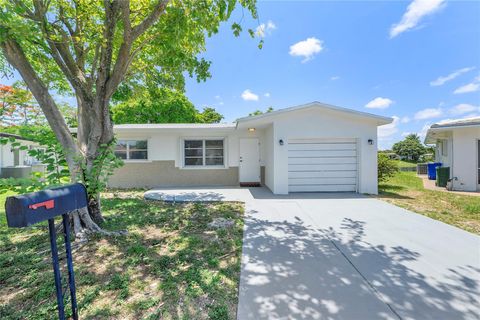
[145,187,480,320]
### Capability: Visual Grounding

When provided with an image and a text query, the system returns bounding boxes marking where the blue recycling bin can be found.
[427,162,442,180]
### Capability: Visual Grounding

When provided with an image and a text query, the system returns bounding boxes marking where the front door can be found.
[239,138,260,184]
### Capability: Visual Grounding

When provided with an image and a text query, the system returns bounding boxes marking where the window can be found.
[115,140,148,160]
[441,140,448,157]
[184,139,224,167]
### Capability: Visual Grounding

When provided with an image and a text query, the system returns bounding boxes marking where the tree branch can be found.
[0,37,80,175]
[132,0,169,39]
[105,0,169,99]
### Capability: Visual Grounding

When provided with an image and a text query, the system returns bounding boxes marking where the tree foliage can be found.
[0,0,258,239]
[111,88,223,124]
[0,83,44,126]
[378,153,399,183]
[249,106,273,116]
[392,134,427,162]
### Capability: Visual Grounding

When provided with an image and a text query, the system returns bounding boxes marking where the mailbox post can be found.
[5,183,88,320]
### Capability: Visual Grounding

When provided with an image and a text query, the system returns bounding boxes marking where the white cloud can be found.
[214,95,224,105]
[264,93,270,98]
[241,89,259,101]
[390,0,445,38]
[450,103,479,115]
[401,116,411,123]
[378,116,399,138]
[289,37,323,62]
[401,132,413,137]
[330,76,340,81]
[453,76,480,94]
[430,67,475,86]
[365,97,394,109]
[256,20,276,38]
[414,108,443,120]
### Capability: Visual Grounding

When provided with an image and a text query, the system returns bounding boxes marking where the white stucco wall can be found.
[264,124,274,191]
[0,143,15,168]
[114,127,266,169]
[451,127,480,191]
[268,108,380,194]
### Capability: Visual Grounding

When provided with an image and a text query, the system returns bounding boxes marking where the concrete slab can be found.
[144,187,253,202]
[144,187,480,319]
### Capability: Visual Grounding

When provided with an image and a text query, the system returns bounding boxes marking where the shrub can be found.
[378,153,399,182]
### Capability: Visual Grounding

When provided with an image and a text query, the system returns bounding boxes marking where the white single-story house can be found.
[108,102,392,194]
[0,133,43,178]
[425,117,480,192]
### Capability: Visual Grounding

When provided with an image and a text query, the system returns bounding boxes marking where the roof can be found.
[0,132,33,141]
[236,101,393,125]
[113,123,236,130]
[430,117,480,129]
[424,117,480,144]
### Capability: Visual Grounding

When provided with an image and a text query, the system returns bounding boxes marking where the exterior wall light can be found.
[279,139,284,146]
[248,128,256,132]
[368,139,374,145]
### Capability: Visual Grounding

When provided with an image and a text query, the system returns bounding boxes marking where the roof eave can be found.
[236,101,393,125]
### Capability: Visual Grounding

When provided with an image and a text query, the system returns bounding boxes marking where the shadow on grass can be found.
[0,197,244,319]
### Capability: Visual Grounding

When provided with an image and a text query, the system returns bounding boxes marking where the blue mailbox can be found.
[5,183,87,228]
[4,183,87,320]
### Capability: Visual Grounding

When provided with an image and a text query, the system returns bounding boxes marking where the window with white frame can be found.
[441,140,448,157]
[184,139,224,167]
[115,140,148,160]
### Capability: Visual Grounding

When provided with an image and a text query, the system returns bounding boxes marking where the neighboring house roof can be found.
[0,132,33,141]
[424,117,480,144]
[430,117,480,129]
[236,101,393,125]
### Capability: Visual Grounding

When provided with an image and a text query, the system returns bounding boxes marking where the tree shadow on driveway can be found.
[238,211,480,320]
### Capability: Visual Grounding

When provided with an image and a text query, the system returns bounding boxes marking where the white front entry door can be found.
[239,138,260,183]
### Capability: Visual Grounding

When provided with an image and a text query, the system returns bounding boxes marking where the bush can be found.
[378,153,399,182]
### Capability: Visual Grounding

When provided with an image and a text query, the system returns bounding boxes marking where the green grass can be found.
[378,171,480,234]
[0,191,244,319]
[393,160,418,168]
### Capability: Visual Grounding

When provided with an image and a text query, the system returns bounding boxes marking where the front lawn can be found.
[393,160,418,168]
[378,171,480,234]
[0,191,244,319]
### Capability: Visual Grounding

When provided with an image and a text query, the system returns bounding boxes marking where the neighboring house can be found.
[0,132,42,178]
[108,102,391,195]
[425,118,480,192]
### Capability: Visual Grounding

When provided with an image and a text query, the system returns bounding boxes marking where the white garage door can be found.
[288,139,358,192]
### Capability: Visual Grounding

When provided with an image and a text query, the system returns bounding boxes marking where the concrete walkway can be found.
[145,187,480,320]
[419,175,480,197]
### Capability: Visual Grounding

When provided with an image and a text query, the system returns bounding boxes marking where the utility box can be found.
[436,167,450,188]
[5,183,87,228]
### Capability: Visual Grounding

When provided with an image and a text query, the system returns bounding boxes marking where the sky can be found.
[184,0,480,149]
[2,1,479,150]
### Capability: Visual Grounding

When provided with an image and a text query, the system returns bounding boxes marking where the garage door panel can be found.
[289,177,357,185]
[288,170,357,178]
[289,138,356,144]
[289,163,358,171]
[288,157,357,165]
[288,150,357,157]
[288,143,357,151]
[288,138,358,193]
[289,185,357,192]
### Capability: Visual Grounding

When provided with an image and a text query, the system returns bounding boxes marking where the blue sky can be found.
[185,0,480,149]
[2,1,479,149]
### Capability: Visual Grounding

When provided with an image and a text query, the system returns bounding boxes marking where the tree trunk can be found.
[88,194,105,225]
